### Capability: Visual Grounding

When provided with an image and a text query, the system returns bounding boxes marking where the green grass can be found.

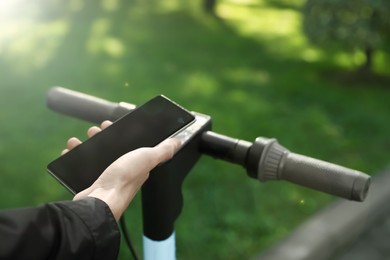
[1,0,390,259]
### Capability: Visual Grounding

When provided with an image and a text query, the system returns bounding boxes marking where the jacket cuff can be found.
[59,197,121,260]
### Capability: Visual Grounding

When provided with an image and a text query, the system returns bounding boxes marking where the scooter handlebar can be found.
[46,87,371,201]
[247,138,370,201]
[47,86,135,123]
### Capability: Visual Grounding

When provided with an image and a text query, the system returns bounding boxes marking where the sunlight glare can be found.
[0,0,25,20]
[183,72,219,98]
[0,0,69,75]
[101,0,120,12]
[104,37,125,58]
[302,48,322,62]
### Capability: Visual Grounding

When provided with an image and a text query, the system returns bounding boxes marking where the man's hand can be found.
[63,120,181,221]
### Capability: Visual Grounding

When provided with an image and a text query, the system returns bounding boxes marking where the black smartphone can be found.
[47,95,195,194]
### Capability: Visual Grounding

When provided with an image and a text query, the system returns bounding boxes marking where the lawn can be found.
[0,0,390,259]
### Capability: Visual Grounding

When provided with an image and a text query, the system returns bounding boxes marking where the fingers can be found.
[68,137,82,149]
[62,121,113,155]
[112,138,182,174]
[87,126,101,138]
[87,120,113,138]
[101,120,113,129]
[61,137,82,155]
[153,138,182,164]
[133,138,181,168]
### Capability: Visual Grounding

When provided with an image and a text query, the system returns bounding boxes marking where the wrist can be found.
[86,188,124,221]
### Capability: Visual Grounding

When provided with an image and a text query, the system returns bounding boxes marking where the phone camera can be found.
[177,117,185,124]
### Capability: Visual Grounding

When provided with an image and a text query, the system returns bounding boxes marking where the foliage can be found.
[303,0,390,71]
[0,0,390,259]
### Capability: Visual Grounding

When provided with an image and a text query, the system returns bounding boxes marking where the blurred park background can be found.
[1,0,390,259]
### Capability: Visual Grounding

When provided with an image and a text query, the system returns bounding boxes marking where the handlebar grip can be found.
[46,87,135,123]
[282,153,370,201]
[251,138,370,201]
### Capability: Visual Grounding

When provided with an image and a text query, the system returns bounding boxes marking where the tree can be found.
[303,0,390,74]
[203,0,217,16]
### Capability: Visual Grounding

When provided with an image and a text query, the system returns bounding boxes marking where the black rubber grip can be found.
[46,87,133,123]
[282,153,370,201]
[255,137,371,201]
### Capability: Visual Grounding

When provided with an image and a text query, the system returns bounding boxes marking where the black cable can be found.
[120,214,139,260]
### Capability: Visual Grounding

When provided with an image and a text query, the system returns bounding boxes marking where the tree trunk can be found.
[360,46,373,75]
[203,0,217,15]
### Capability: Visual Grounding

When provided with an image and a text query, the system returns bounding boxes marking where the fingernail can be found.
[171,136,184,146]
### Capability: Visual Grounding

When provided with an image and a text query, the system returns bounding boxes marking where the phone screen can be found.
[47,95,195,194]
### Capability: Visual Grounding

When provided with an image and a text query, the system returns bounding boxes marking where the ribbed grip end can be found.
[254,137,371,201]
[257,139,289,181]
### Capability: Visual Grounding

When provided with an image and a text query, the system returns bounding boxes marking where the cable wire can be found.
[120,214,139,260]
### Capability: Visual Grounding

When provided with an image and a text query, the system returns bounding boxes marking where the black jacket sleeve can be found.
[0,197,120,260]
